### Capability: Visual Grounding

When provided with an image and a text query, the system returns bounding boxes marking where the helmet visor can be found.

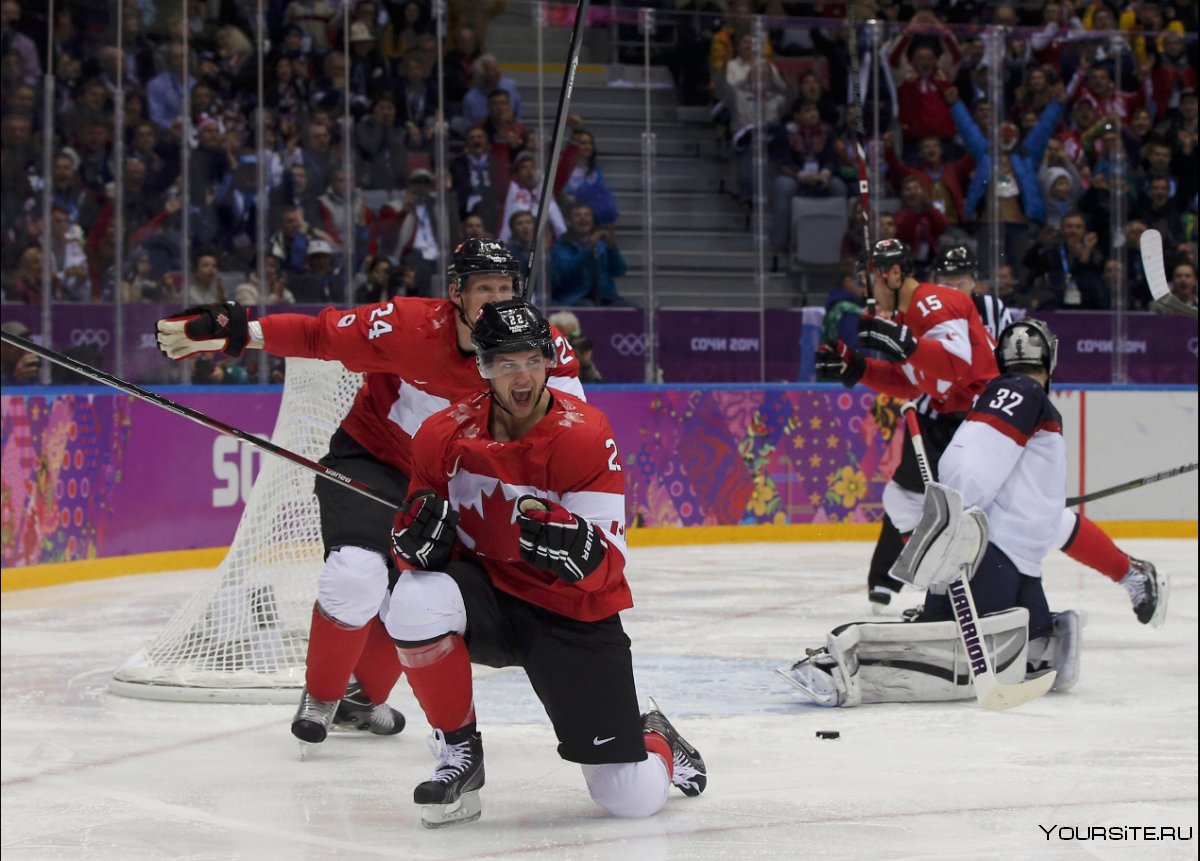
[477,345,557,380]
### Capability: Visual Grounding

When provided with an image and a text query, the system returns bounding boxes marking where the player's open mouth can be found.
[511,387,533,407]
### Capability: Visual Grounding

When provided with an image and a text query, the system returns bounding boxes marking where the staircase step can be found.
[607,171,726,193]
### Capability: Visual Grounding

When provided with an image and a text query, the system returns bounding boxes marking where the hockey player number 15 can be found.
[916,295,943,316]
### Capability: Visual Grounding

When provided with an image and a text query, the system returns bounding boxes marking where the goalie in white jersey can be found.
[779,319,1082,706]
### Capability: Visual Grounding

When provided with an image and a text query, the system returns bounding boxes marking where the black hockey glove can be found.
[515,495,606,583]
[156,301,252,360]
[814,340,865,388]
[857,315,917,362]
[391,490,459,570]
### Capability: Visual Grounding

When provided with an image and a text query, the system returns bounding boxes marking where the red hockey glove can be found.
[391,490,459,570]
[814,340,865,388]
[516,496,606,583]
[156,301,252,360]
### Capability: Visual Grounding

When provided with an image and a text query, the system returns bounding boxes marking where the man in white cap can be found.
[290,238,341,303]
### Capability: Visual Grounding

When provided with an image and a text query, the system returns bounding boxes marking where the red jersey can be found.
[257,298,584,475]
[409,390,631,623]
[861,283,997,414]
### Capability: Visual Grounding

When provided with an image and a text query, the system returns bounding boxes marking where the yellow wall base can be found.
[3,521,1194,592]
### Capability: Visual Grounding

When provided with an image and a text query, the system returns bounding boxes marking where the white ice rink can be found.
[2,539,1197,860]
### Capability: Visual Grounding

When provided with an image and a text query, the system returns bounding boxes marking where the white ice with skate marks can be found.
[1,539,1196,860]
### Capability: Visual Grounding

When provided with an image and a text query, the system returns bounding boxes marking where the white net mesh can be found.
[109,358,364,703]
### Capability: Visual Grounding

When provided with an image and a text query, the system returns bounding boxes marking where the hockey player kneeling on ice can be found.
[780,319,1081,706]
[385,300,706,828]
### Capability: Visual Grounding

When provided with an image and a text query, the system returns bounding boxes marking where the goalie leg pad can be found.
[891,483,989,592]
[1029,610,1082,692]
[882,481,926,533]
[385,570,468,643]
[776,648,855,707]
[787,610,1031,705]
[318,546,391,627]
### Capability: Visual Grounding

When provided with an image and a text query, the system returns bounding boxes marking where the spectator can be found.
[451,124,506,234]
[768,100,845,253]
[63,78,110,146]
[443,25,481,112]
[463,54,522,126]
[892,39,958,158]
[550,203,631,307]
[724,33,789,141]
[190,115,231,191]
[377,168,445,296]
[0,320,40,384]
[1067,60,1147,127]
[1162,261,1198,311]
[300,121,336,197]
[1077,163,1134,250]
[266,52,311,128]
[317,168,372,263]
[1020,212,1106,310]
[186,252,225,305]
[354,255,392,303]
[192,355,251,385]
[461,213,488,239]
[130,119,177,197]
[547,310,581,341]
[122,250,172,302]
[893,175,949,269]
[347,21,392,113]
[948,83,1064,266]
[883,130,974,227]
[269,204,313,274]
[396,50,438,152]
[355,93,408,192]
[4,245,43,303]
[560,128,620,227]
[499,152,565,243]
[284,0,335,56]
[2,0,41,86]
[822,257,867,349]
[794,70,840,128]
[1134,176,1187,248]
[311,52,350,115]
[290,238,341,303]
[146,42,195,130]
[505,209,536,282]
[478,88,533,167]
[709,0,765,85]
[572,335,603,384]
[48,205,90,301]
[49,150,99,232]
[381,1,428,63]
[271,164,323,232]
[1038,139,1084,229]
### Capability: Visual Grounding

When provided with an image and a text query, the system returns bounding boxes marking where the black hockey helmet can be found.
[449,237,523,298]
[871,238,914,278]
[934,244,977,279]
[995,318,1058,383]
[471,299,556,379]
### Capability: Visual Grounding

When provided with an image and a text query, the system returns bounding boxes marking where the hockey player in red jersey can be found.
[817,238,997,551]
[384,300,706,828]
[155,239,584,747]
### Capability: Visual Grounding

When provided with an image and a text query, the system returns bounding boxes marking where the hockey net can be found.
[109,358,364,704]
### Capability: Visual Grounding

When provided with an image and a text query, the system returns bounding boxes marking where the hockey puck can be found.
[815,730,840,740]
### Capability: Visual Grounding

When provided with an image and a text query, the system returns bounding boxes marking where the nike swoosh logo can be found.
[593,736,616,746]
[446,455,462,479]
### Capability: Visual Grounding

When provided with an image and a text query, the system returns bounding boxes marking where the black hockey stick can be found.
[526,0,591,300]
[0,331,403,510]
[846,9,875,312]
[901,403,1056,711]
[1067,462,1197,507]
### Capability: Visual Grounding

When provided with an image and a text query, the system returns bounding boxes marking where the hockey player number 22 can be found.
[605,438,622,471]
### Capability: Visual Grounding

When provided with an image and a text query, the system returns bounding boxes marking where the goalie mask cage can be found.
[109,358,364,704]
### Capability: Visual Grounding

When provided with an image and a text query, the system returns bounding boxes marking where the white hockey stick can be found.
[1141,228,1198,319]
[901,403,1056,711]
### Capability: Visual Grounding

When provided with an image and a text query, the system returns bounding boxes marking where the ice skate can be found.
[641,697,707,797]
[333,681,406,736]
[292,687,338,756]
[414,727,485,828]
[1121,558,1168,628]
[775,650,843,707]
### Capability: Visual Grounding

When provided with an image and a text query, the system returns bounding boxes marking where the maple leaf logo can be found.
[216,311,229,329]
[455,480,522,562]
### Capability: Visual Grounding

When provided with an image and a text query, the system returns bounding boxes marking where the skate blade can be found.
[298,740,321,761]
[1150,572,1169,629]
[420,790,482,829]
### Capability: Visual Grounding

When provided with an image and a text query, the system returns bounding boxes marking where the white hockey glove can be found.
[156,301,252,359]
[890,482,989,593]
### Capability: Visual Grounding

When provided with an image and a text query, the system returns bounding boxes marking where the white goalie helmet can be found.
[995,318,1058,380]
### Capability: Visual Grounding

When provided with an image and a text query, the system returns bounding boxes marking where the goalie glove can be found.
[156,301,252,359]
[814,340,865,388]
[857,315,917,362]
[391,490,460,570]
[515,495,606,583]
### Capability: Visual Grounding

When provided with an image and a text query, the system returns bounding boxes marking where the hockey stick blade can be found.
[0,330,403,510]
[1066,462,1197,506]
[977,668,1057,711]
[1140,228,1169,301]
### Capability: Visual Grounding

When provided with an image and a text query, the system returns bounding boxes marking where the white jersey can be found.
[939,373,1066,578]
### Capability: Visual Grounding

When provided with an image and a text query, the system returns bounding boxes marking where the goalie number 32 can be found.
[987,387,1024,416]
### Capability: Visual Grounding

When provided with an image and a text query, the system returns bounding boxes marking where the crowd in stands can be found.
[0,0,633,319]
[691,0,1196,311]
[1,0,1197,343]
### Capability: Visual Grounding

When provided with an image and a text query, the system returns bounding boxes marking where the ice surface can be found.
[2,540,1196,860]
